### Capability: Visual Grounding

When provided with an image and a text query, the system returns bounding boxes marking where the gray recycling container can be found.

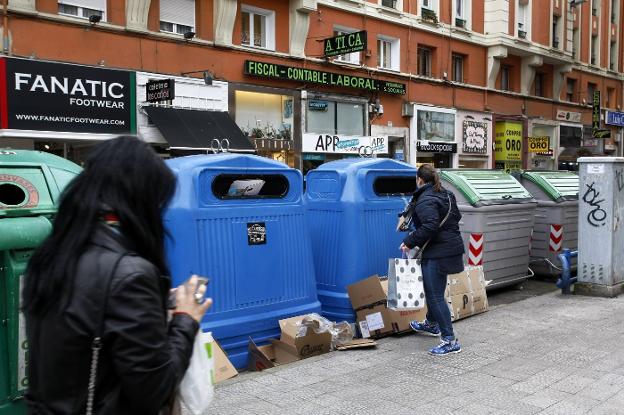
[520,171,579,277]
[440,170,537,288]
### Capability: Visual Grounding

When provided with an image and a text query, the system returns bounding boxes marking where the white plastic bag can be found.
[176,331,214,414]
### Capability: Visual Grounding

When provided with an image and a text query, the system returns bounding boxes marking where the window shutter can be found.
[160,0,196,27]
[58,0,106,11]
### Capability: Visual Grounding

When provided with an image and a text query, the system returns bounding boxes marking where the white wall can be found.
[136,72,228,144]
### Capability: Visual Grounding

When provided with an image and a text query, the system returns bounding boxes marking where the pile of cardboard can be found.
[347,275,427,338]
[446,266,489,321]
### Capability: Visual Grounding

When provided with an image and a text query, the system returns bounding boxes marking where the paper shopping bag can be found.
[387,258,426,311]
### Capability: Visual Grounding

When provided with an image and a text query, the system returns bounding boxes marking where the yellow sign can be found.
[504,161,522,174]
[528,136,550,153]
[495,122,522,161]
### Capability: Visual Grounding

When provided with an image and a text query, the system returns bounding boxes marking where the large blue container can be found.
[165,154,321,369]
[305,158,417,322]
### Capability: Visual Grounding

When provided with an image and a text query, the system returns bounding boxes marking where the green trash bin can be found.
[0,150,81,415]
[520,171,579,277]
[440,170,537,288]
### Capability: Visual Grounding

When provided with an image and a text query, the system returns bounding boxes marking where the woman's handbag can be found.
[387,193,453,311]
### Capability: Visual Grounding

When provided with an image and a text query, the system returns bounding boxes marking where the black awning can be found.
[144,106,255,152]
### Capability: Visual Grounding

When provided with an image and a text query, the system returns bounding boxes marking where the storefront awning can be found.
[143,106,255,152]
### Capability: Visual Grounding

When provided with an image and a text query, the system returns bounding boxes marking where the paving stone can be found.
[520,389,573,409]
[549,374,596,394]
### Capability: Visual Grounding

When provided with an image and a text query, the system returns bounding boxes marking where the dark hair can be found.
[417,164,442,192]
[23,136,176,316]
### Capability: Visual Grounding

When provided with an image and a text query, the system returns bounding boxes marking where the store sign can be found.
[556,110,582,123]
[324,30,367,58]
[592,91,601,131]
[495,161,522,174]
[535,148,554,157]
[309,100,329,111]
[146,78,175,103]
[462,120,488,154]
[0,57,136,133]
[303,133,388,154]
[416,141,457,153]
[528,136,550,153]
[244,60,406,95]
[593,129,611,139]
[494,122,522,161]
[606,110,624,127]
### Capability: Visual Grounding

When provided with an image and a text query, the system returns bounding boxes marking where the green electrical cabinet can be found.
[0,150,81,415]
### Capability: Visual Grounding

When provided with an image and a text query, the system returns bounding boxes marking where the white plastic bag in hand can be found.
[178,331,214,414]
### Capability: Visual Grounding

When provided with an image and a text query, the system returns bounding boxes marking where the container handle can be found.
[502,194,512,200]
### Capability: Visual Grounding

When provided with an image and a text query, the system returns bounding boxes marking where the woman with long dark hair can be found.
[23,136,211,414]
[400,164,464,355]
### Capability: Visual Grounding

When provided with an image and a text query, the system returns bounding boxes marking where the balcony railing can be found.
[455,17,466,28]
[518,30,527,39]
[381,0,397,9]
[421,7,438,23]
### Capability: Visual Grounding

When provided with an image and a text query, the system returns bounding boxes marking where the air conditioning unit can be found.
[402,103,414,117]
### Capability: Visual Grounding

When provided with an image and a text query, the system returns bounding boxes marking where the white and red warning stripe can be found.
[549,224,563,252]
[468,233,484,266]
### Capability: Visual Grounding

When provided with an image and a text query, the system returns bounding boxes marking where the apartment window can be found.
[610,42,617,70]
[592,0,598,15]
[334,28,360,64]
[566,78,577,102]
[418,47,432,77]
[58,1,106,21]
[452,54,464,82]
[454,0,469,28]
[587,83,597,103]
[501,66,510,91]
[612,0,619,23]
[381,0,399,9]
[591,35,599,65]
[160,0,195,35]
[552,18,561,48]
[377,37,400,71]
[517,0,529,39]
[572,28,580,59]
[534,73,544,97]
[422,0,433,8]
[241,5,276,50]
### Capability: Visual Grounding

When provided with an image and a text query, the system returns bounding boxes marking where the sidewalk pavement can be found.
[210,284,624,415]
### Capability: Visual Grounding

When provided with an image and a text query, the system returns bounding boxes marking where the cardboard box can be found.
[472,288,489,315]
[247,337,276,372]
[448,270,472,296]
[347,274,387,310]
[268,315,332,364]
[213,341,238,383]
[450,293,474,320]
[447,266,489,322]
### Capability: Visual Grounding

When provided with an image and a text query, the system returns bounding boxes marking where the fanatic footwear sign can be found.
[0,57,136,134]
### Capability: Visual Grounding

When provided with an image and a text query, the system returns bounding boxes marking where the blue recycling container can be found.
[165,154,321,369]
[304,158,417,322]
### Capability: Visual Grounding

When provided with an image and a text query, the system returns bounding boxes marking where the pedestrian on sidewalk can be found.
[22,136,212,414]
[399,164,465,355]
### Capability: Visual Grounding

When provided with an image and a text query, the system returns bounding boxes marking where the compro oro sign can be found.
[0,57,136,134]
[495,122,522,161]
[303,133,388,155]
[528,136,550,153]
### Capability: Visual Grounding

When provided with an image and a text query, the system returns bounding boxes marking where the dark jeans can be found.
[422,258,455,342]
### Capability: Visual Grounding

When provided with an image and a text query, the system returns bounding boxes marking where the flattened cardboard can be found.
[336,339,377,350]
[248,337,276,372]
[450,293,474,320]
[214,341,238,383]
[467,266,488,290]
[346,275,387,310]
[448,270,473,296]
[356,303,427,338]
[472,288,488,315]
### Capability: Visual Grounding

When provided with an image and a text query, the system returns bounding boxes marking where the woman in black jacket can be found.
[23,137,212,414]
[400,164,464,355]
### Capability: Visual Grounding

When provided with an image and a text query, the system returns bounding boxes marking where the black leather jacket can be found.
[25,226,198,415]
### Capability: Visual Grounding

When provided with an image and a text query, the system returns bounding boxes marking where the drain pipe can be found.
[2,0,8,53]
[556,248,578,294]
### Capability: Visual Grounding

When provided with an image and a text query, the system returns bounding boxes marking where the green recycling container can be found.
[520,171,579,276]
[440,170,537,288]
[0,149,81,415]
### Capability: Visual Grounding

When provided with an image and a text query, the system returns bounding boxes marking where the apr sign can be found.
[303,133,388,155]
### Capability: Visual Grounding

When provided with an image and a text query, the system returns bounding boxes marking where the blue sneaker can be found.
[429,339,461,355]
[409,320,441,337]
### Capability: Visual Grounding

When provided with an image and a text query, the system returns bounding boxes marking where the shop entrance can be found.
[415,152,453,168]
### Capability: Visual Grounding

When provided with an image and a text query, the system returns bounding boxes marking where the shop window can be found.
[58,1,106,21]
[241,5,275,50]
[566,78,577,102]
[373,177,417,196]
[235,91,293,140]
[377,36,400,71]
[212,174,289,199]
[417,47,432,77]
[587,82,597,103]
[334,27,360,64]
[417,109,455,142]
[306,100,366,136]
[534,73,544,97]
[160,0,195,35]
[452,54,463,82]
[500,66,510,91]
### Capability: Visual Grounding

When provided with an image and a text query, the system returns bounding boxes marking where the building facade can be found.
[0,0,622,171]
